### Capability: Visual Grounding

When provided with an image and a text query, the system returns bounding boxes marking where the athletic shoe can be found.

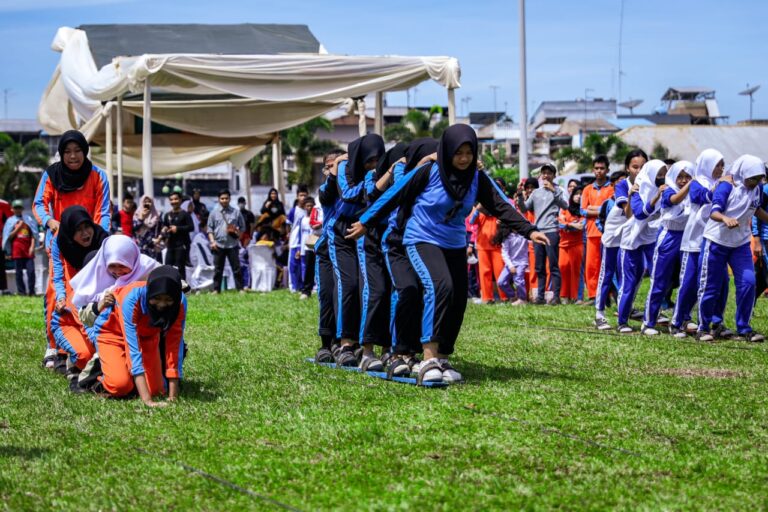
[630,309,644,321]
[53,354,68,376]
[472,298,483,305]
[656,314,670,326]
[415,358,444,384]
[594,318,611,330]
[534,298,546,305]
[696,331,714,342]
[438,359,463,383]
[712,324,734,339]
[69,377,88,394]
[548,298,562,306]
[641,325,660,336]
[41,348,57,369]
[617,325,633,334]
[359,354,384,372]
[299,293,309,300]
[582,299,595,306]
[669,326,687,339]
[733,332,765,343]
[511,299,527,306]
[685,322,698,334]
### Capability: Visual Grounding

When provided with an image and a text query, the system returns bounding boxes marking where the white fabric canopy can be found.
[38,26,461,177]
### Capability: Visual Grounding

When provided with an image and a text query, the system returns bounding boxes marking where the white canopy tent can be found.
[38,25,461,202]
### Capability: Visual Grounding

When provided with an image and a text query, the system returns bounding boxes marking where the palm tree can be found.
[384,106,448,143]
[554,133,630,172]
[0,133,50,198]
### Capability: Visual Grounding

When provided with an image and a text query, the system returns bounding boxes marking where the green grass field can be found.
[2,287,768,511]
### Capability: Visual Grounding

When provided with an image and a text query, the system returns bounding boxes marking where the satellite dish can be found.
[738,84,760,121]
[618,99,643,114]
[739,85,761,96]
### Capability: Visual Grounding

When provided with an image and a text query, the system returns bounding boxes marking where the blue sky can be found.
[1,0,766,123]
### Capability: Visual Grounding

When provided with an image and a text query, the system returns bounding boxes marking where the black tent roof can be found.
[78,24,321,68]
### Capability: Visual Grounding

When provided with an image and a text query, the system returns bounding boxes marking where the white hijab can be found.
[662,160,694,221]
[694,149,724,190]
[70,234,160,308]
[722,154,766,220]
[636,159,668,209]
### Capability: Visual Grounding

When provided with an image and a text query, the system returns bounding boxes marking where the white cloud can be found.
[0,0,134,11]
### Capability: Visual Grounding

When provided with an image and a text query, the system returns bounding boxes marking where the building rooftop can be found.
[0,119,43,133]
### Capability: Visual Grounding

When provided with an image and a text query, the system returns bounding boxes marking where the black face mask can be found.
[655,177,666,187]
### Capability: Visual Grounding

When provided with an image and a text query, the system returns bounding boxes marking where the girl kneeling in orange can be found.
[92,266,187,407]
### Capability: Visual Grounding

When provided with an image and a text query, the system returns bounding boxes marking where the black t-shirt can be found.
[240,207,256,229]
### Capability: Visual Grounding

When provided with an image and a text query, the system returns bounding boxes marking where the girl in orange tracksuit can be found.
[469,206,508,303]
[50,207,109,382]
[90,266,187,406]
[34,131,111,367]
[558,187,585,302]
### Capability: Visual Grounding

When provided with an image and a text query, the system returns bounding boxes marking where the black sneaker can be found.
[548,298,562,306]
[630,309,644,321]
[69,377,88,394]
[534,298,546,305]
[53,354,68,376]
[712,323,734,339]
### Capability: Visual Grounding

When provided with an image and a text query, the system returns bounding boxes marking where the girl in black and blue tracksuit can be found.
[313,150,345,363]
[379,138,438,378]
[349,125,547,384]
[329,134,385,366]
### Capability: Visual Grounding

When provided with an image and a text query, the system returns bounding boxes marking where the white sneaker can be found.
[438,358,463,383]
[618,325,633,334]
[416,358,444,383]
[299,293,309,300]
[511,299,527,306]
[472,298,483,305]
[685,322,698,333]
[641,325,660,336]
[657,314,670,325]
[359,354,384,372]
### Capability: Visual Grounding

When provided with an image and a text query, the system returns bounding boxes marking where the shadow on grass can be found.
[180,378,219,402]
[0,445,48,459]
[457,360,582,383]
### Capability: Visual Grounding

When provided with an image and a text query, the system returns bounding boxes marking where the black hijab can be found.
[57,206,108,270]
[346,134,385,184]
[404,138,439,173]
[261,188,285,217]
[46,130,93,192]
[146,266,183,329]
[374,142,407,181]
[437,124,478,200]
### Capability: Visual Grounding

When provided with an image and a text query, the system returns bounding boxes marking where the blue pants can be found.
[498,265,527,301]
[14,258,35,296]
[672,250,728,329]
[596,245,620,313]
[288,247,304,291]
[617,244,652,326]
[644,229,683,327]
[698,240,755,334]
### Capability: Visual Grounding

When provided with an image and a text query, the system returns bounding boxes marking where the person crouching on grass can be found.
[91,266,187,406]
[347,124,549,384]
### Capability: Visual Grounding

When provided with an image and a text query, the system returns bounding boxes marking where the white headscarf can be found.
[70,234,160,308]
[694,149,724,190]
[636,159,668,209]
[720,154,766,221]
[661,160,694,222]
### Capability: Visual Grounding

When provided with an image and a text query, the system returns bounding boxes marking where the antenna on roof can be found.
[738,84,760,121]
[618,99,643,115]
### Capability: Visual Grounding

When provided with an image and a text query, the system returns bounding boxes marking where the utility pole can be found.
[583,88,594,146]
[3,89,9,119]
[490,85,500,124]
[518,0,529,179]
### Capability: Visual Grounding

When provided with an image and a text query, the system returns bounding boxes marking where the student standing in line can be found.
[698,155,768,342]
[670,149,730,338]
[207,190,245,293]
[516,164,568,305]
[0,198,11,294]
[287,185,308,292]
[298,196,316,299]
[751,179,768,299]
[558,186,584,303]
[33,130,111,366]
[641,161,694,335]
[594,150,647,330]
[496,217,529,305]
[91,266,187,405]
[469,205,508,304]
[519,178,540,298]
[2,200,39,296]
[616,160,668,334]
[312,150,346,363]
[162,191,194,281]
[348,124,548,384]
[580,155,614,305]
[328,134,385,367]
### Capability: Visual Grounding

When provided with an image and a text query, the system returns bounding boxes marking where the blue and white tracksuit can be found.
[698,182,765,334]
[596,180,629,315]
[617,192,659,326]
[671,182,728,329]
[359,164,534,355]
[643,189,686,328]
